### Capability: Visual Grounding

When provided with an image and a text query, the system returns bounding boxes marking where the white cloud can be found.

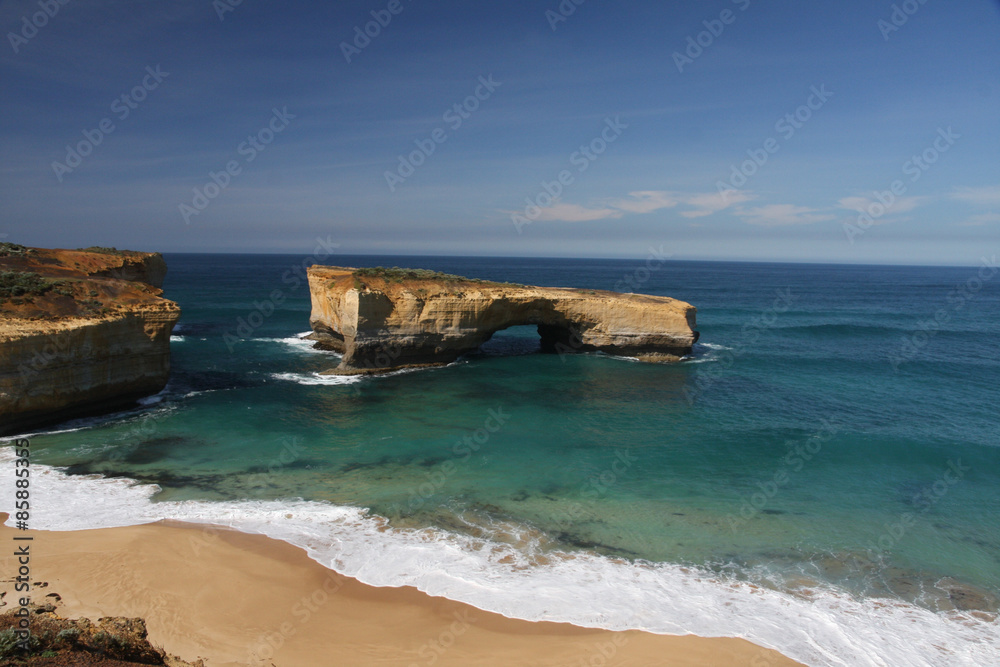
[527,184,992,229]
[952,185,1000,206]
[513,188,758,224]
[533,201,624,222]
[737,204,835,227]
[609,190,679,214]
[956,212,1000,227]
[838,195,924,216]
[837,196,872,212]
[613,189,757,218]
[680,190,757,218]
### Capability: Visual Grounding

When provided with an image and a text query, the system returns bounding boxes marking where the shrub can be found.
[0,271,54,301]
[55,628,80,644]
[78,298,103,311]
[0,627,39,656]
[0,629,18,656]
[352,267,520,287]
[92,630,118,648]
[79,246,131,255]
[0,242,31,257]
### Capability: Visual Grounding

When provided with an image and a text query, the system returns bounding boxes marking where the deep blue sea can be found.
[4,254,1000,666]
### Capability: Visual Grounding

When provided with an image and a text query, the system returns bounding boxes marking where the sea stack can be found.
[0,244,180,435]
[307,266,698,374]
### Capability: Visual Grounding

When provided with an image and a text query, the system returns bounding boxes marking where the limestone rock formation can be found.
[307,266,698,375]
[0,244,180,435]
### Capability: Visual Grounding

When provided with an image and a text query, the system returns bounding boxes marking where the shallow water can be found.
[4,254,999,666]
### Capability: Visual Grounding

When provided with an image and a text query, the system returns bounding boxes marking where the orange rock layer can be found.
[0,246,179,435]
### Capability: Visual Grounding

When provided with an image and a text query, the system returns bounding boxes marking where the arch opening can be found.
[475,323,582,358]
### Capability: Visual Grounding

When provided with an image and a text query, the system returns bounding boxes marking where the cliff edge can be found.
[307,266,698,374]
[0,244,180,435]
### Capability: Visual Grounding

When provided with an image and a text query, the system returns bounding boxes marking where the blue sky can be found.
[1,0,998,264]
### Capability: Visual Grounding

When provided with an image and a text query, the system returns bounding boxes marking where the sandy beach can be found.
[0,517,800,666]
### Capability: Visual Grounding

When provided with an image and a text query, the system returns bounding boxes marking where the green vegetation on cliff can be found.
[0,272,114,314]
[0,270,55,302]
[352,266,522,289]
[77,246,132,255]
[0,242,32,257]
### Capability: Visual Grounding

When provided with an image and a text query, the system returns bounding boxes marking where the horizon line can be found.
[154,250,981,270]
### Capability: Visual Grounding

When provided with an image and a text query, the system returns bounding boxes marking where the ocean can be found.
[4,253,999,666]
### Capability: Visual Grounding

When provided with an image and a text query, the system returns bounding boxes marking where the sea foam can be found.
[253,332,339,356]
[1,450,996,667]
[269,372,361,386]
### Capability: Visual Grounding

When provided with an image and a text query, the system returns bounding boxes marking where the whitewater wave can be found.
[253,332,341,356]
[681,355,718,364]
[680,342,735,364]
[592,351,641,363]
[698,342,734,351]
[269,372,362,386]
[0,450,995,667]
[137,388,171,406]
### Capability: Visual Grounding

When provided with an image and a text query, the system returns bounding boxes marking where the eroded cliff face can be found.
[0,246,179,435]
[307,266,698,374]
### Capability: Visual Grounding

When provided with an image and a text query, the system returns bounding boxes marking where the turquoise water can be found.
[5,254,1000,665]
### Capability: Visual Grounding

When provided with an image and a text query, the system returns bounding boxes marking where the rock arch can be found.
[306,267,698,375]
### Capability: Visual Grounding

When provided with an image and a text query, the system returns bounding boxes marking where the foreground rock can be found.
[0,600,202,666]
[0,244,179,436]
[307,266,698,374]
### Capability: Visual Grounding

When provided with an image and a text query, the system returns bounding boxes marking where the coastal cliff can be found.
[0,244,180,435]
[307,266,698,374]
